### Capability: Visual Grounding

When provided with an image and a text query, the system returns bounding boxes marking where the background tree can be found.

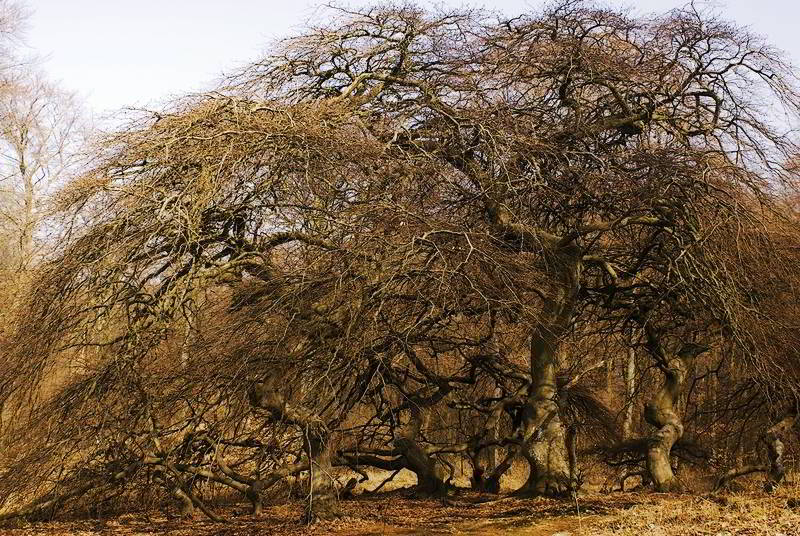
[0,71,83,272]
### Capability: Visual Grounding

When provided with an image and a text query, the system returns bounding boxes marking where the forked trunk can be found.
[471,404,502,492]
[483,444,519,494]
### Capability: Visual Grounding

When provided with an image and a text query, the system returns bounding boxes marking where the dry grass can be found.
[1,485,799,535]
[591,493,799,535]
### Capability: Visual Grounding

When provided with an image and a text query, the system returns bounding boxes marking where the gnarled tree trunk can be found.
[516,245,581,496]
[395,405,447,496]
[249,380,340,521]
[518,386,571,495]
[643,343,707,492]
[304,426,339,521]
[764,410,797,492]
[712,408,797,492]
[483,443,519,494]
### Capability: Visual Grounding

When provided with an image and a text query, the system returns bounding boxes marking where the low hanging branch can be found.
[715,408,798,492]
[0,459,147,523]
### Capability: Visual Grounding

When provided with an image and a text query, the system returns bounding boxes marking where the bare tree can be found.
[0,72,83,271]
[1,1,800,525]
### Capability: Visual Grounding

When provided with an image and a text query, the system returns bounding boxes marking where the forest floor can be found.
[0,487,799,536]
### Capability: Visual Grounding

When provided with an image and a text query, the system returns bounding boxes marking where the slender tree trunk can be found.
[643,343,707,492]
[471,387,503,492]
[566,426,578,491]
[180,316,193,369]
[18,153,35,271]
[623,347,636,440]
[489,388,503,471]
[709,369,718,462]
[172,486,195,518]
[480,396,524,493]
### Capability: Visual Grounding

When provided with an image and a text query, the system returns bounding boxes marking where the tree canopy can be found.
[1,0,800,524]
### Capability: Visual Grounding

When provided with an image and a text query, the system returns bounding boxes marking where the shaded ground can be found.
[1,488,799,535]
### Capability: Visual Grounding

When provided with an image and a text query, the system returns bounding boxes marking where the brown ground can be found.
[1,487,799,536]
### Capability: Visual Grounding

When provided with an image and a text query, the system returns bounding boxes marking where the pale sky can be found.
[24,0,800,119]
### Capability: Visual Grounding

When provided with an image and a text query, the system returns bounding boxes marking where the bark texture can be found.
[395,405,447,496]
[517,245,581,496]
[623,347,636,440]
[764,411,797,492]
[172,486,195,518]
[304,427,339,521]
[566,426,578,491]
[643,343,707,492]
[471,387,504,492]
[249,380,340,521]
[713,464,767,491]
